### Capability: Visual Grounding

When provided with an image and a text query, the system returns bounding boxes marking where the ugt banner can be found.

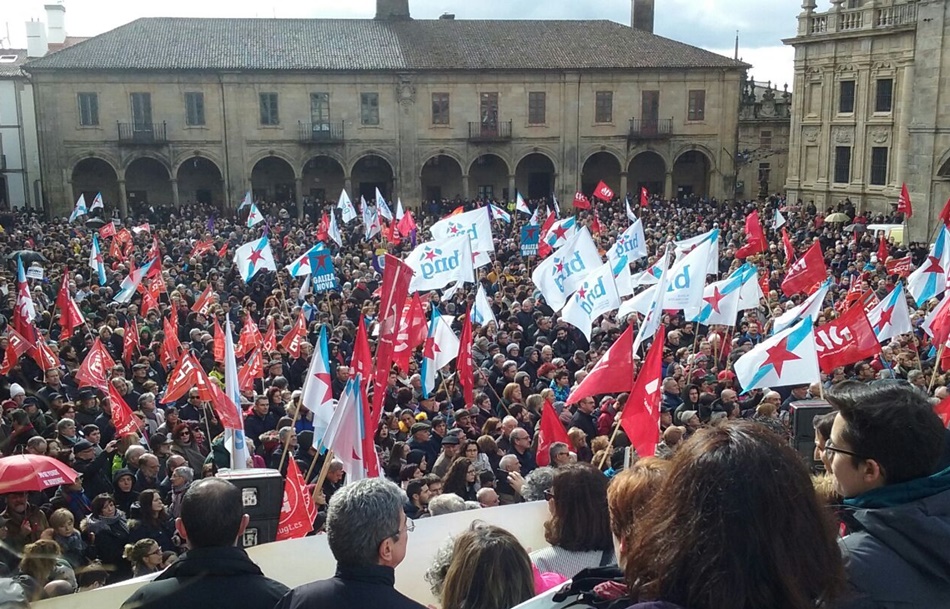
[520,224,540,257]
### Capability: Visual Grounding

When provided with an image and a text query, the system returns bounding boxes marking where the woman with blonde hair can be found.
[17,539,76,600]
[123,538,164,578]
[440,523,535,609]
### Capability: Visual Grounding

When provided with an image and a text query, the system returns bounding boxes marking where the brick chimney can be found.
[631,0,655,33]
[376,0,411,20]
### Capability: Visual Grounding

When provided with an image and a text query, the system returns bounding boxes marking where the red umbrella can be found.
[0,454,79,494]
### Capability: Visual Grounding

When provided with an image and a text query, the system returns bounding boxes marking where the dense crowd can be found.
[0,190,947,609]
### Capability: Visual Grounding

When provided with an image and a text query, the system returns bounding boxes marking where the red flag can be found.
[1,329,31,375]
[350,317,373,386]
[566,324,635,405]
[76,338,115,391]
[216,243,228,259]
[316,212,330,243]
[98,222,116,239]
[238,348,264,393]
[31,341,59,373]
[190,239,214,259]
[392,295,427,373]
[57,273,84,340]
[192,286,214,316]
[619,326,665,458]
[816,306,882,373]
[140,287,159,316]
[107,382,142,437]
[161,316,182,369]
[781,228,795,262]
[735,210,766,259]
[457,307,474,408]
[537,211,557,258]
[935,395,950,428]
[639,187,649,207]
[276,458,315,541]
[877,236,888,262]
[940,198,950,227]
[238,316,263,357]
[897,182,913,218]
[279,311,307,358]
[886,255,913,278]
[108,237,123,261]
[384,220,401,246]
[372,255,414,420]
[397,210,417,237]
[590,212,603,236]
[782,241,827,297]
[122,321,138,367]
[572,191,591,210]
[262,318,277,353]
[536,398,570,467]
[931,296,950,348]
[593,181,614,202]
[162,352,202,404]
[213,318,225,363]
[55,271,71,316]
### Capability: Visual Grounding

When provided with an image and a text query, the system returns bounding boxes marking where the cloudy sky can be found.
[4,0,798,87]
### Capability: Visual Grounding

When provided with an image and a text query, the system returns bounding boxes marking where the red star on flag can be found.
[551,225,568,241]
[923,255,944,275]
[555,261,565,274]
[576,287,587,300]
[762,336,801,377]
[423,336,441,359]
[248,246,265,265]
[424,249,438,261]
[448,225,459,235]
[876,306,894,330]
[704,286,725,313]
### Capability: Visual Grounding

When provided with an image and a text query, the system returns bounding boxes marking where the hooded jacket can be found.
[836,465,950,609]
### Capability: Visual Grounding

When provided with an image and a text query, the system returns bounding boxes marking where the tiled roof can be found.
[0,49,28,78]
[23,17,743,72]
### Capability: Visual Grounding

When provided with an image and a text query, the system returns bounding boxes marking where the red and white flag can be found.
[108,382,143,438]
[276,458,315,541]
[572,191,591,210]
[782,241,827,296]
[897,182,913,217]
[536,399,569,467]
[76,338,115,391]
[620,326,665,458]
[593,181,614,202]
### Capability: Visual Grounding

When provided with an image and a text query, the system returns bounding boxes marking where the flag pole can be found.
[277,404,302,473]
[310,449,335,505]
[304,447,323,483]
[597,415,625,470]
[929,344,945,393]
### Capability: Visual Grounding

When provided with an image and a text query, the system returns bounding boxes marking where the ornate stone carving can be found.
[396,77,416,105]
[833,126,853,144]
[870,127,889,144]
[803,126,820,144]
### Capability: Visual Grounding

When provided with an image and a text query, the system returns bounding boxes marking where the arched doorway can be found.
[468,154,510,203]
[515,153,556,201]
[581,152,621,198]
[672,150,712,198]
[421,155,464,203]
[251,156,296,203]
[71,157,119,213]
[177,156,223,207]
[351,154,394,202]
[125,157,172,214]
[302,156,345,203]
[628,152,666,199]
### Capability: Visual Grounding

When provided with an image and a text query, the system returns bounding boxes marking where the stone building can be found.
[26,0,746,218]
[737,78,792,200]
[784,0,950,239]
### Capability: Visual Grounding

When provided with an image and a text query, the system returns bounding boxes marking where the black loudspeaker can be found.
[789,400,833,471]
[216,468,284,547]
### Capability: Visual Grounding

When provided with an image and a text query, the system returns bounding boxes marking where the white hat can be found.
[9,383,25,399]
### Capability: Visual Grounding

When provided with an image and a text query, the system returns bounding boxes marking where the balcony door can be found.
[130,93,153,139]
[480,92,499,138]
[311,93,330,135]
[641,91,659,134]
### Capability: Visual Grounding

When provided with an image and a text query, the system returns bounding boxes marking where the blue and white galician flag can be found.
[773,279,831,334]
[561,261,621,340]
[662,237,713,313]
[246,202,264,228]
[88,234,107,286]
[633,245,672,354]
[607,218,647,267]
[542,217,577,252]
[285,245,321,277]
[734,262,765,310]
[867,283,912,344]
[420,308,460,398]
[516,192,531,215]
[90,192,104,211]
[625,196,637,222]
[338,189,357,223]
[114,258,154,304]
[674,228,719,275]
[224,314,249,470]
[687,263,758,325]
[70,194,88,222]
[531,227,603,311]
[611,255,635,298]
[734,316,820,392]
[489,203,511,224]
[395,198,405,221]
[302,326,336,449]
[774,209,787,229]
[471,284,497,327]
[908,225,950,306]
[375,188,393,222]
[234,236,276,283]
[238,190,253,210]
[323,374,367,481]
[406,234,475,292]
[327,209,343,247]
[430,207,494,254]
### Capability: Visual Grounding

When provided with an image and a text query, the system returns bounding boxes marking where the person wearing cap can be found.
[37,369,72,412]
[407,422,437,467]
[453,409,478,439]
[677,411,701,437]
[73,438,120,500]
[8,383,26,407]
[431,434,460,478]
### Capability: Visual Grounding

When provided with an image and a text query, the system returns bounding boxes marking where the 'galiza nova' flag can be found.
[532,227,602,311]
[774,279,831,334]
[908,226,950,306]
[561,261,621,340]
[375,188,393,221]
[541,217,577,252]
[897,182,913,217]
[406,235,475,292]
[782,241,827,296]
[301,327,335,448]
[815,304,881,373]
[607,219,647,267]
[735,316,820,392]
[515,192,531,215]
[593,180,614,202]
[114,259,154,304]
[246,203,264,228]
[307,244,338,293]
[89,234,107,286]
[420,308,460,398]
[338,189,357,223]
[674,229,719,275]
[70,194,88,222]
[234,236,277,282]
[472,285,496,327]
[430,207,493,254]
[867,283,912,343]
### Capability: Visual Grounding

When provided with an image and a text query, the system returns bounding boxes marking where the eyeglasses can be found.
[543,489,555,501]
[823,441,867,460]
[179,431,191,437]
[148,549,163,557]
[390,518,415,539]
[467,469,476,474]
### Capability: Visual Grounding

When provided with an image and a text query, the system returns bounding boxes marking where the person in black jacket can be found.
[120,478,288,609]
[73,439,118,499]
[275,478,426,609]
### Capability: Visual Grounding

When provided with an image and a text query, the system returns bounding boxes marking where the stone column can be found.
[344,175,352,194]
[117,180,129,219]
[619,171,629,200]
[462,174,470,200]
[221,181,229,209]
[508,174,516,202]
[664,172,674,200]
[170,179,180,207]
[295,177,304,220]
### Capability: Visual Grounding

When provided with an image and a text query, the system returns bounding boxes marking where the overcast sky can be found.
[4,0,798,86]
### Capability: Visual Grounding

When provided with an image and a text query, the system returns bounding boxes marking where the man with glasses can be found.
[276,478,426,609]
[823,385,950,609]
[508,428,537,476]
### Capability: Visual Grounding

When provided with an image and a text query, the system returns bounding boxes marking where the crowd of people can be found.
[0,189,947,609]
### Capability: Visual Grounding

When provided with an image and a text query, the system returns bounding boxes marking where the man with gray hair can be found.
[276,478,425,609]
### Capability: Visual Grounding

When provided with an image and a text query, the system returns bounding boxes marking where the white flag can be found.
[663,237,713,313]
[867,283,912,344]
[238,190,253,210]
[406,235,475,292]
[337,189,357,223]
[673,229,719,275]
[224,315,250,470]
[633,246,672,354]
[561,261,621,340]
[90,192,104,210]
[625,197,637,222]
[234,236,277,282]
[302,327,336,448]
[376,188,394,222]
[246,203,264,228]
[471,285,497,327]
[430,207,494,253]
[328,209,343,247]
[774,209,786,229]
[516,192,531,215]
[618,283,656,320]
[70,194,88,222]
[774,280,830,334]
[323,374,367,481]
[363,204,381,240]
[607,219,647,267]
[531,227,602,311]
[735,317,820,392]
[395,198,405,220]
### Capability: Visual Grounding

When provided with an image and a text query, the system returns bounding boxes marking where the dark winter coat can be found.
[275,564,425,609]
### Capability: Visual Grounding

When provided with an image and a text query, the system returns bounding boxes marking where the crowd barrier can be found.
[35,501,551,609]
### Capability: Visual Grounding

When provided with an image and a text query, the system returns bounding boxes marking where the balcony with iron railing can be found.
[117,122,168,145]
[468,120,513,142]
[298,121,345,144]
[795,0,917,38]
[628,118,673,140]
